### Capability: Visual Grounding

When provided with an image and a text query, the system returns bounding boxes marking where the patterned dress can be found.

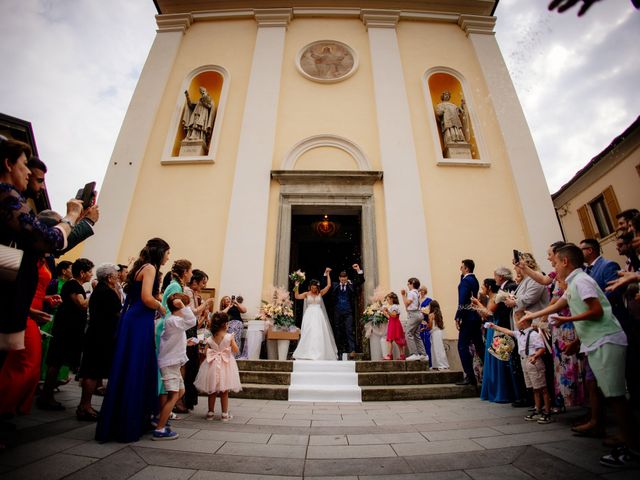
[549,272,584,407]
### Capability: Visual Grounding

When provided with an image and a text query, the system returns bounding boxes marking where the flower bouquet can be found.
[289,269,306,284]
[488,332,515,362]
[360,287,388,339]
[256,286,297,330]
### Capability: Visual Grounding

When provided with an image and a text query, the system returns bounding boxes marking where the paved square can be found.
[0,384,638,479]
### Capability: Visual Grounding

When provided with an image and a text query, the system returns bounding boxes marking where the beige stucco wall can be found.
[556,148,640,265]
[117,20,257,287]
[398,22,531,334]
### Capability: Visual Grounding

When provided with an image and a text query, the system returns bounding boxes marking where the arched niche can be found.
[423,67,488,167]
[162,65,229,164]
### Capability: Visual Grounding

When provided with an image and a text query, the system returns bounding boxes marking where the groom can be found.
[331,263,364,359]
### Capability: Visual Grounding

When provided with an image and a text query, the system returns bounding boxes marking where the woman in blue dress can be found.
[474,278,516,403]
[96,238,170,443]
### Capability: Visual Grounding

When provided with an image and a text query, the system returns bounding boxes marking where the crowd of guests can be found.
[454,208,640,467]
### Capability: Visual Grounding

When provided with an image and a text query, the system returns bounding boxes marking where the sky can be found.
[1,0,639,212]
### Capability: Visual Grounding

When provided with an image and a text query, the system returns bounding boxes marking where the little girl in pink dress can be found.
[194,312,242,421]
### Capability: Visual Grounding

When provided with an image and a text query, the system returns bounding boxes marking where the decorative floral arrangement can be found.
[420,305,430,315]
[256,286,297,330]
[289,269,306,284]
[360,286,387,327]
[488,332,515,362]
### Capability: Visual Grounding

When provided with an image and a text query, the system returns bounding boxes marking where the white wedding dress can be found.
[292,294,338,360]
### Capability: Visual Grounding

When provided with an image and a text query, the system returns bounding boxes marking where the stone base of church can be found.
[445,142,472,159]
[179,138,207,156]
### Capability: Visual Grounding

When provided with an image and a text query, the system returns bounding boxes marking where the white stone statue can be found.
[434,91,473,159]
[182,86,216,144]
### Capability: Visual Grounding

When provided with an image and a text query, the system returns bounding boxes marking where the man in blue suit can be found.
[455,259,484,386]
[580,238,621,291]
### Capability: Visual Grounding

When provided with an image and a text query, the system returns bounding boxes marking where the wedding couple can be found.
[292,264,364,361]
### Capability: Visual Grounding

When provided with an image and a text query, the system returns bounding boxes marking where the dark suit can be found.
[456,273,483,384]
[586,256,620,293]
[331,272,364,355]
[494,280,517,328]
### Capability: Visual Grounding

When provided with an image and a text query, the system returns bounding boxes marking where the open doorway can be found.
[289,206,364,350]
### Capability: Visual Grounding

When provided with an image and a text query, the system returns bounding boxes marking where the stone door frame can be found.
[271,170,382,300]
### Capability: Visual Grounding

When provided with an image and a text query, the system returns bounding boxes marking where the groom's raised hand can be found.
[352,263,361,271]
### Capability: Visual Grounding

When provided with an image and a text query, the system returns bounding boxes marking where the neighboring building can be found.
[0,113,51,213]
[553,117,640,263]
[83,0,561,339]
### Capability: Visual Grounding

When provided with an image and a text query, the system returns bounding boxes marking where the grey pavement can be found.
[0,384,638,479]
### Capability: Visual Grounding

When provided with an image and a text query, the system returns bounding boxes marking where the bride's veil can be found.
[303,294,338,352]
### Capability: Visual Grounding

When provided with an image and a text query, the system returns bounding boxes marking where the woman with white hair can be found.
[76,263,122,421]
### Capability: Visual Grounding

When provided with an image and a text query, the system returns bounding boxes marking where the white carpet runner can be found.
[288,360,362,402]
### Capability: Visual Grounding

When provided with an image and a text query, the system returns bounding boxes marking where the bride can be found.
[292,268,338,361]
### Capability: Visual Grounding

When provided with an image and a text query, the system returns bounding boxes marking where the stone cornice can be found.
[254,8,293,27]
[361,9,401,29]
[458,14,496,36]
[155,13,193,33]
[271,170,383,185]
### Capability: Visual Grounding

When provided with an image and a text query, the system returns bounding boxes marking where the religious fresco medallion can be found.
[297,40,358,83]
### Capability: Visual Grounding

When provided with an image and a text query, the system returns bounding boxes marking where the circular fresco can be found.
[297,40,357,83]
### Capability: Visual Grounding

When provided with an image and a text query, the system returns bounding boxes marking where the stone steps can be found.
[231,360,477,401]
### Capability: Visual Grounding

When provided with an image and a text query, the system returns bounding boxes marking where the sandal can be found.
[206,411,215,421]
[221,412,233,422]
[383,354,393,360]
[76,407,98,422]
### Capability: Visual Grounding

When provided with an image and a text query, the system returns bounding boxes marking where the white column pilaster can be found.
[459,15,562,264]
[362,10,433,291]
[82,14,192,265]
[218,9,292,315]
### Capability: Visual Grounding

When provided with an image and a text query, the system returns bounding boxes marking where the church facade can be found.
[84,0,561,335]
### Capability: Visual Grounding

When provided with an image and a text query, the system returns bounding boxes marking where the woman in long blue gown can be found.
[96,238,170,443]
[477,278,516,403]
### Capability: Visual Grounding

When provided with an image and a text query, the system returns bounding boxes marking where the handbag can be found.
[0,242,24,282]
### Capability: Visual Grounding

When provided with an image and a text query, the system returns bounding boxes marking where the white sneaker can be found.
[406,354,421,361]
[221,412,233,422]
[420,355,429,361]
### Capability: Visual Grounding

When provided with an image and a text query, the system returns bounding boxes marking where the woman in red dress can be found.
[0,259,59,416]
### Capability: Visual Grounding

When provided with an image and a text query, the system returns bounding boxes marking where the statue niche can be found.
[434,90,472,159]
[179,86,216,157]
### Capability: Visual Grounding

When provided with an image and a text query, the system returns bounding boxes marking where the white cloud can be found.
[0,0,157,211]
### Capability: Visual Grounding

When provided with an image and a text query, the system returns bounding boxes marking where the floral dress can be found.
[549,272,584,407]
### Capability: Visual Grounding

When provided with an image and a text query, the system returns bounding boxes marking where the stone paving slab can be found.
[63,447,148,480]
[421,427,502,441]
[135,437,224,454]
[347,432,427,444]
[360,473,472,480]
[512,446,600,480]
[215,442,308,459]
[303,457,414,476]
[133,447,306,476]
[309,435,348,445]
[190,429,271,443]
[128,465,196,480]
[465,464,535,480]
[391,439,486,456]
[306,444,397,459]
[268,434,310,445]
[1,453,96,480]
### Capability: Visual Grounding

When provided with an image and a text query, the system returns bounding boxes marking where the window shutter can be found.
[577,204,595,238]
[602,186,620,220]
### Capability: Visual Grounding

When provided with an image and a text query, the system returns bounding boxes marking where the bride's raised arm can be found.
[320,268,332,296]
[293,281,306,300]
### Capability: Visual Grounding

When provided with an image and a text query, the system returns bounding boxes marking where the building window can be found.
[577,185,620,239]
[589,195,614,238]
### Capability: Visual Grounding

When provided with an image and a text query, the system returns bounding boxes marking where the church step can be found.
[289,385,362,403]
[239,371,290,385]
[355,361,433,372]
[357,371,463,386]
[236,360,293,372]
[292,360,356,373]
[229,383,289,400]
[361,384,478,401]
[291,371,358,386]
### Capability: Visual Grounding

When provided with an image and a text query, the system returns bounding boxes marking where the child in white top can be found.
[427,301,449,370]
[154,293,197,440]
[487,318,551,424]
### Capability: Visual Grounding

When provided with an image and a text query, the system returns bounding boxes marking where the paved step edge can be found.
[361,384,478,401]
[357,371,463,386]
